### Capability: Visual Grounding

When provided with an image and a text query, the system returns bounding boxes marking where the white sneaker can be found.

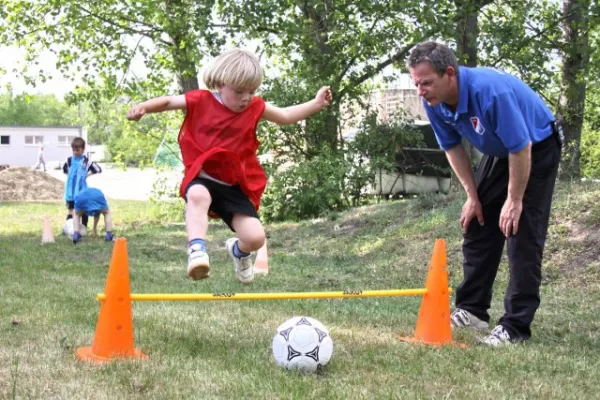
[450,308,489,330]
[225,238,254,285]
[479,325,515,347]
[187,244,210,280]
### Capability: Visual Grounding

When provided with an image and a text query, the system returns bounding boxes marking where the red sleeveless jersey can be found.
[178,90,267,211]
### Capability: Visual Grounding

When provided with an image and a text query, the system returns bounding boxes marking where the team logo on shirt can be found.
[470,117,485,135]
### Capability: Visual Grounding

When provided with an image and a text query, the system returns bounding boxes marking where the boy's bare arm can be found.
[126,95,187,121]
[262,86,332,125]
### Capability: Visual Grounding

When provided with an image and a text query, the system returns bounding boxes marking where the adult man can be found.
[408,41,561,346]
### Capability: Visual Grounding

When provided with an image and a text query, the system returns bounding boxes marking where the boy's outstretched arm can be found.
[262,86,332,125]
[126,95,187,121]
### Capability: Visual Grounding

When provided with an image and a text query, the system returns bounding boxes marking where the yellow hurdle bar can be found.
[96,288,432,302]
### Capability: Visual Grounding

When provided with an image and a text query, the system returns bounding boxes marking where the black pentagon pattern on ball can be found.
[279,327,293,341]
[295,317,312,326]
[287,345,301,361]
[314,327,328,343]
[305,346,320,362]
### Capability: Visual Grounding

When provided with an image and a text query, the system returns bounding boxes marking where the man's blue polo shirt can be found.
[424,67,555,158]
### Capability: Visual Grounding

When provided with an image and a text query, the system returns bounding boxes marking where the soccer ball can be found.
[62,219,87,239]
[272,316,334,373]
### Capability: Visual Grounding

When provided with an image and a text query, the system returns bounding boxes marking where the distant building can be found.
[0,126,86,168]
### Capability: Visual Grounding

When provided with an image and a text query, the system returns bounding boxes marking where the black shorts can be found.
[66,200,75,210]
[185,177,259,232]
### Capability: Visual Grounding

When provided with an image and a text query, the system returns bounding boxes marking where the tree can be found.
[558,0,595,177]
[217,0,459,152]
[1,0,221,99]
[455,0,495,67]
[0,91,79,126]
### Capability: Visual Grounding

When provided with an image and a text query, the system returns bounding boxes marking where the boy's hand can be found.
[315,86,332,108]
[126,106,146,121]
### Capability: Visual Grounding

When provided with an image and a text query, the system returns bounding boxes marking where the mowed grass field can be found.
[1,180,599,399]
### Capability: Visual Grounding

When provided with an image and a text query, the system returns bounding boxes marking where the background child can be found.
[72,187,114,243]
[63,137,102,229]
[35,145,46,172]
[126,49,331,284]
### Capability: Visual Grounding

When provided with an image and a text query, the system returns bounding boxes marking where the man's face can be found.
[218,84,256,113]
[409,62,456,107]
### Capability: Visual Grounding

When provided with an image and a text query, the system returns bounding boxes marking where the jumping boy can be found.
[127,49,332,284]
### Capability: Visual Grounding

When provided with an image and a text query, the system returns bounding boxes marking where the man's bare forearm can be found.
[446,144,478,199]
[508,143,531,201]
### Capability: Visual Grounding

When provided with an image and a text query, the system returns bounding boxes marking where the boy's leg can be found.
[225,214,265,285]
[185,183,212,280]
[231,214,266,253]
[66,201,75,220]
[101,210,114,241]
[72,211,84,244]
[186,184,211,240]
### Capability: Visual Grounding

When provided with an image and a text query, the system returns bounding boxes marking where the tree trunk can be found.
[559,0,591,178]
[300,1,339,150]
[455,0,492,165]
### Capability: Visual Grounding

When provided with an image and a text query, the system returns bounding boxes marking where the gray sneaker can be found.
[450,308,489,330]
[225,238,254,285]
[187,244,210,280]
[479,325,515,347]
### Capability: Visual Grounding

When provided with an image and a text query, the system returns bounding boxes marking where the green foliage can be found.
[581,123,600,178]
[0,92,79,126]
[149,172,185,222]
[261,147,350,222]
[3,0,600,216]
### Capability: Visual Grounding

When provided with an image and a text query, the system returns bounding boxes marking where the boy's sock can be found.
[82,214,89,228]
[233,240,251,259]
[188,238,207,252]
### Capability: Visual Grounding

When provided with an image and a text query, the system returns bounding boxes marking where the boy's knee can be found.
[186,184,210,204]
[241,227,266,251]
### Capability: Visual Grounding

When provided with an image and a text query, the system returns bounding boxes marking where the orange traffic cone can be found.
[77,238,147,363]
[41,215,55,244]
[400,239,462,347]
[254,240,269,274]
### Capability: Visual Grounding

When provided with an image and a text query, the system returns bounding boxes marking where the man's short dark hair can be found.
[407,41,459,76]
[71,137,86,149]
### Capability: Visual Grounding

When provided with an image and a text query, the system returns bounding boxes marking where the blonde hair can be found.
[203,49,263,91]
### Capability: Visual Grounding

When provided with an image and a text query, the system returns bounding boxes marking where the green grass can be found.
[1,181,599,399]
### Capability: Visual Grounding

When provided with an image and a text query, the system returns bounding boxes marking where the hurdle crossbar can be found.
[96,288,437,302]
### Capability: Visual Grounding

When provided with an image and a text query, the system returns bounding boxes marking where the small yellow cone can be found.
[254,240,269,274]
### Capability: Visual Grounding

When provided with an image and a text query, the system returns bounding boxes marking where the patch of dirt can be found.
[564,220,600,243]
[559,221,600,273]
[333,219,370,235]
[0,167,64,201]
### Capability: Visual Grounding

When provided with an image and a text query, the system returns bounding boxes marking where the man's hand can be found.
[461,196,484,233]
[500,198,523,237]
[315,86,332,108]
[72,232,82,244]
[126,106,146,121]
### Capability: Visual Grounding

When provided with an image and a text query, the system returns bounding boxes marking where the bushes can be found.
[581,123,600,178]
[260,148,349,222]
